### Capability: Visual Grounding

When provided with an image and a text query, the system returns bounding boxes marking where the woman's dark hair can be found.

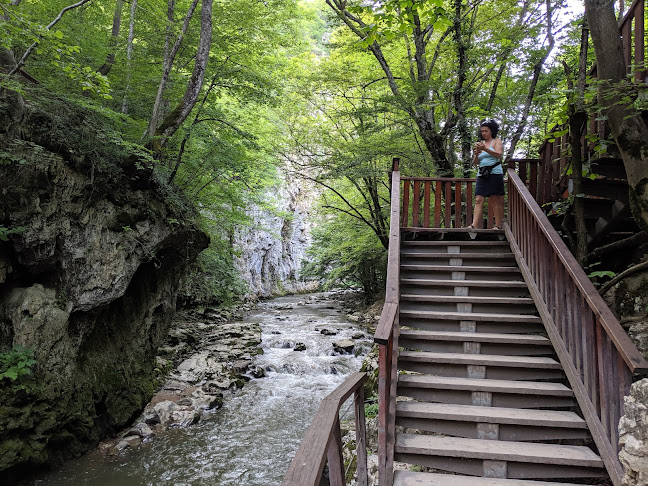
[479,119,499,139]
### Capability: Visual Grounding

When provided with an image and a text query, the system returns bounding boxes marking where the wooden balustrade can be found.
[373,159,402,486]
[282,371,369,486]
[506,168,648,486]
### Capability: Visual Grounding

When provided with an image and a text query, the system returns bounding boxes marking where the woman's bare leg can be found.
[472,195,485,228]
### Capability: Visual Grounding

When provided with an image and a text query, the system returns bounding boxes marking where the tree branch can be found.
[9,0,93,75]
[599,260,648,295]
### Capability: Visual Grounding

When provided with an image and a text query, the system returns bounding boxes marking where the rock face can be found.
[233,172,314,298]
[0,89,208,476]
[620,379,648,485]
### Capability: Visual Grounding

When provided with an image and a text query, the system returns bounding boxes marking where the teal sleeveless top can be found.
[478,140,503,175]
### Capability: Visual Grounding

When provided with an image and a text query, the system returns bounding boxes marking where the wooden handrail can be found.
[373,161,401,486]
[506,168,648,486]
[282,372,368,486]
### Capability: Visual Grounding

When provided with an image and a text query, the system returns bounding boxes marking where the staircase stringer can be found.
[505,223,623,486]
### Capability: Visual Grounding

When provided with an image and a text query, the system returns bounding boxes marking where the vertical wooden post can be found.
[454,180,462,228]
[402,181,410,228]
[423,181,431,228]
[412,180,420,227]
[444,181,452,228]
[355,387,368,486]
[635,1,645,81]
[466,181,473,226]
[434,181,442,227]
[327,417,345,486]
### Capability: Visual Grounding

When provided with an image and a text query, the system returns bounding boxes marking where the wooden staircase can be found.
[391,237,607,485]
[282,162,648,486]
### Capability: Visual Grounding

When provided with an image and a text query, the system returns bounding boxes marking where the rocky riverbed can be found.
[26,290,381,485]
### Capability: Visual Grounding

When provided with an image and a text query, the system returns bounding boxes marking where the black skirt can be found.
[475,173,505,196]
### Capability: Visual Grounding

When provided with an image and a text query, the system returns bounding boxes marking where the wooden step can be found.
[399,330,551,356]
[402,241,511,247]
[393,471,593,486]
[400,310,542,324]
[395,434,605,479]
[401,279,528,288]
[396,402,586,429]
[400,252,515,260]
[397,375,576,409]
[401,264,521,273]
[400,295,534,305]
[399,351,561,369]
[396,402,588,442]
[399,330,549,346]
[399,351,563,380]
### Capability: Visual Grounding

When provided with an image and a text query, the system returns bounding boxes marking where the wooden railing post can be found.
[374,163,401,486]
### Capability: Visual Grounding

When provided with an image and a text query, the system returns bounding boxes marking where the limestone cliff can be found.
[0,88,208,477]
[233,171,314,298]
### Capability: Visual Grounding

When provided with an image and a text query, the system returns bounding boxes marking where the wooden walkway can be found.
[282,164,648,486]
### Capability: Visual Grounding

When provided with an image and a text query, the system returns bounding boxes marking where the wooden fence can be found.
[506,168,648,486]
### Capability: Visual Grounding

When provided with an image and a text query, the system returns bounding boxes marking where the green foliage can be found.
[364,400,379,418]
[0,225,26,242]
[187,243,248,306]
[303,213,387,296]
[0,346,37,383]
[588,270,616,279]
[347,0,451,47]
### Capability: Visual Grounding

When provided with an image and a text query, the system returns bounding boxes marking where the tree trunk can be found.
[507,0,554,158]
[585,0,648,231]
[96,0,123,76]
[562,23,589,265]
[453,0,472,176]
[146,0,199,138]
[154,0,212,148]
[121,0,137,114]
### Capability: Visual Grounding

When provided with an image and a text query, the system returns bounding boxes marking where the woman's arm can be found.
[482,138,503,159]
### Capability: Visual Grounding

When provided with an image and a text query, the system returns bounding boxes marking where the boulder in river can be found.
[333,339,355,354]
[294,342,307,351]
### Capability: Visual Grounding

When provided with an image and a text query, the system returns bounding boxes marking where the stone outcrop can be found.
[233,171,315,298]
[620,379,648,485]
[0,88,208,477]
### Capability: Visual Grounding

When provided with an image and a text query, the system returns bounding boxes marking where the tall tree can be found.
[146,0,200,138]
[585,0,648,231]
[153,0,212,150]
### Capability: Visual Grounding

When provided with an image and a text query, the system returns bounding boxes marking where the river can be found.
[27,292,370,486]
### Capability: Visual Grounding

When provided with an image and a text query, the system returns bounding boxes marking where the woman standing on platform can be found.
[467,119,504,230]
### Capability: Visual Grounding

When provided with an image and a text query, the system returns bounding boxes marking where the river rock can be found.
[123,436,142,448]
[190,389,223,410]
[320,328,337,336]
[294,342,307,351]
[620,378,648,485]
[352,332,365,340]
[251,366,265,378]
[333,339,355,354]
[129,423,154,439]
